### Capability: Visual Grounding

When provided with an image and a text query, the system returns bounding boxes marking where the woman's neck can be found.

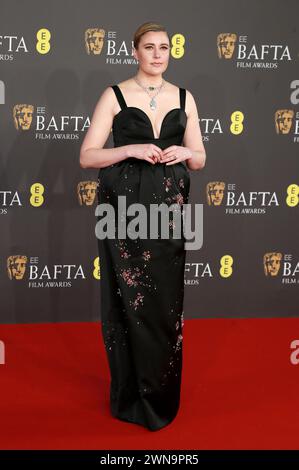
[134,71,164,88]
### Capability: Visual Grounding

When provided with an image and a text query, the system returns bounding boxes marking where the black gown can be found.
[96,84,190,431]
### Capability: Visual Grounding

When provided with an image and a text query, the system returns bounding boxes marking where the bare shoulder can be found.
[115,78,134,90]
[184,88,198,118]
[164,82,197,116]
[163,80,180,94]
[92,85,119,116]
[95,85,115,105]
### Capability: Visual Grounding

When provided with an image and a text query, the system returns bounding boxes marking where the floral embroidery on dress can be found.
[115,239,131,259]
[163,176,185,206]
[120,266,143,287]
[178,178,185,189]
[160,308,184,386]
[113,238,156,311]
[142,250,151,261]
[173,192,184,206]
[119,265,155,292]
[174,334,183,353]
[163,176,172,192]
[129,292,144,310]
[165,192,184,206]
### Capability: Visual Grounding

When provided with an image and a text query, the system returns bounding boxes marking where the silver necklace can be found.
[134,76,165,110]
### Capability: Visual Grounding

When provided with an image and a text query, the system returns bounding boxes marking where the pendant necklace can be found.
[134,76,165,110]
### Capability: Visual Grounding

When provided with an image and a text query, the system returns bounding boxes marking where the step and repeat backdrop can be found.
[1,0,298,324]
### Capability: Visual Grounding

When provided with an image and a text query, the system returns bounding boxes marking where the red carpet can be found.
[0,317,299,450]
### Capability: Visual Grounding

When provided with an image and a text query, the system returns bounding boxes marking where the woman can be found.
[80,21,206,431]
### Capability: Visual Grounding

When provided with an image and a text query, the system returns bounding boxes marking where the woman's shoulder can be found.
[166,82,192,101]
[113,79,132,90]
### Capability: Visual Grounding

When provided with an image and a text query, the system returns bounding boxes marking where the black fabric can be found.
[96,84,190,431]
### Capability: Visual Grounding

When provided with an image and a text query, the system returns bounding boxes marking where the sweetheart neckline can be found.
[113,107,187,140]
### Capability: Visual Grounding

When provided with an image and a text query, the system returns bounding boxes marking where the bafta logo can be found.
[7,255,28,280]
[275,109,294,134]
[77,181,98,206]
[206,181,225,206]
[263,252,282,277]
[85,28,105,55]
[13,104,34,130]
[217,33,237,59]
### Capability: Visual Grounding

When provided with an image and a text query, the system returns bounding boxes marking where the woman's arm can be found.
[183,90,207,171]
[79,87,130,169]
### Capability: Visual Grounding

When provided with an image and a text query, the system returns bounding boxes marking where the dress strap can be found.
[179,87,186,111]
[111,85,127,110]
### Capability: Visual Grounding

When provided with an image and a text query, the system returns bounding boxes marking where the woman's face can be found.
[133,31,170,76]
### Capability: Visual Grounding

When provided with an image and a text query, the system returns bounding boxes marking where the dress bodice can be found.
[111,85,187,151]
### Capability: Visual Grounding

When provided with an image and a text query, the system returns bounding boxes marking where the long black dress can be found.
[96,84,190,431]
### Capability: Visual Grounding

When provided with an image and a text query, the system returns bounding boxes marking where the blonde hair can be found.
[133,22,170,50]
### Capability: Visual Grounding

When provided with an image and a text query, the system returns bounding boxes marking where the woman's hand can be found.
[160,145,193,165]
[127,143,164,165]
